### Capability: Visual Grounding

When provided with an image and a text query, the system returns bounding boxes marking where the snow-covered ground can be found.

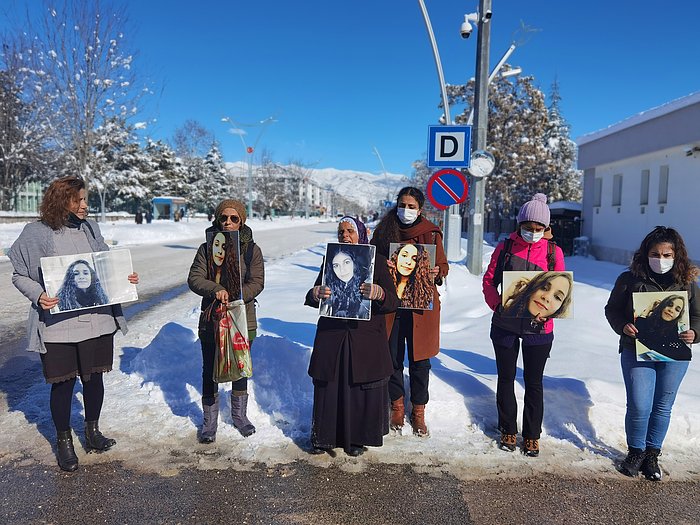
[1,218,698,480]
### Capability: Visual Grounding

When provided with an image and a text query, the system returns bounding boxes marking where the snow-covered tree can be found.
[190,142,228,212]
[143,139,187,198]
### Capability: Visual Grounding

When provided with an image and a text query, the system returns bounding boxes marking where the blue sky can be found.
[3,1,700,176]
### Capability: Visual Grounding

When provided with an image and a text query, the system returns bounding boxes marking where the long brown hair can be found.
[629,226,699,285]
[40,176,85,230]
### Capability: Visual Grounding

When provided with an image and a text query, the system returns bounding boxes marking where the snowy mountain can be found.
[225,162,407,210]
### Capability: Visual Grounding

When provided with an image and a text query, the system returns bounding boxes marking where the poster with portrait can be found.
[205,230,242,302]
[319,242,375,320]
[633,291,691,361]
[40,249,138,314]
[389,242,437,310]
[501,271,574,319]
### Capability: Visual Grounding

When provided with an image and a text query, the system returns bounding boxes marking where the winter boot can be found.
[641,448,662,481]
[199,395,219,444]
[410,404,429,437]
[84,421,116,452]
[618,447,646,477]
[231,392,256,437]
[390,397,405,431]
[522,438,540,457]
[56,430,79,472]
[500,432,517,452]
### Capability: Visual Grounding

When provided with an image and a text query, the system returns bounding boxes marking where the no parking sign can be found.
[426,169,469,210]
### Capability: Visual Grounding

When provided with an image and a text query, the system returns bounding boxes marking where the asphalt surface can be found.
[1,458,699,524]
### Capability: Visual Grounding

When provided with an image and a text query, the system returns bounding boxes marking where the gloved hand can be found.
[312,285,331,301]
[360,282,385,301]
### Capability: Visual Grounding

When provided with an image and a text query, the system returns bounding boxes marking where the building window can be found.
[658,165,669,204]
[612,174,623,206]
[640,169,650,205]
[593,178,602,207]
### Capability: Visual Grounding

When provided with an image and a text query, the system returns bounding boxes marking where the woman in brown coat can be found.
[370,187,448,436]
[188,199,264,442]
[305,216,399,456]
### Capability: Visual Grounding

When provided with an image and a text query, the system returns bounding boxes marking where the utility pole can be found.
[466,0,492,275]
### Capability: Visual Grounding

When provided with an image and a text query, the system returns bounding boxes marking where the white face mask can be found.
[397,207,419,225]
[648,257,674,274]
[520,228,544,244]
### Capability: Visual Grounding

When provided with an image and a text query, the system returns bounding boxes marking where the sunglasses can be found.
[219,214,240,224]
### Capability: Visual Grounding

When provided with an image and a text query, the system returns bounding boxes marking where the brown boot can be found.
[410,404,429,437]
[390,397,405,431]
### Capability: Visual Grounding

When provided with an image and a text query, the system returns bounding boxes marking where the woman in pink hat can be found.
[482,193,566,457]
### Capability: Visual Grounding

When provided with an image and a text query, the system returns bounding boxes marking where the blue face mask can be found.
[520,228,544,244]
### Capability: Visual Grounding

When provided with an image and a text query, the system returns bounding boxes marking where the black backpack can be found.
[492,237,557,289]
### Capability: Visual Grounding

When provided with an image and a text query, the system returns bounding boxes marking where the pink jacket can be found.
[482,232,565,334]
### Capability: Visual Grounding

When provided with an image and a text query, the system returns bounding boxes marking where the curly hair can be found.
[371,186,425,254]
[503,271,573,319]
[207,231,242,301]
[630,226,699,285]
[57,259,109,310]
[40,176,85,230]
[389,243,433,309]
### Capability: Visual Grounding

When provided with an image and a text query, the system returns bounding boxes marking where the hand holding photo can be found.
[633,291,691,361]
[501,271,574,321]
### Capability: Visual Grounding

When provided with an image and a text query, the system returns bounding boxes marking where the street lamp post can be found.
[465,0,492,275]
[221,116,276,219]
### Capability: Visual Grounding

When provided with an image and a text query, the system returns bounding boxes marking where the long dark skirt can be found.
[311,338,390,450]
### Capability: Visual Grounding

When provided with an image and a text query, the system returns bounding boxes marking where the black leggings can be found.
[493,340,551,439]
[50,373,105,432]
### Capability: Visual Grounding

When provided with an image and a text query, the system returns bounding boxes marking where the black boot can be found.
[641,448,662,481]
[56,430,79,472]
[230,392,255,437]
[199,395,219,444]
[85,421,116,451]
[618,447,645,477]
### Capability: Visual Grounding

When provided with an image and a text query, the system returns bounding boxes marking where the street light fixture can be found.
[221,115,276,219]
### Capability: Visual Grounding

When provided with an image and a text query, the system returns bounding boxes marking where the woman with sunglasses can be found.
[188,199,265,443]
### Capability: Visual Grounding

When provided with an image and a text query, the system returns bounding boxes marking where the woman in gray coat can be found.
[8,176,139,472]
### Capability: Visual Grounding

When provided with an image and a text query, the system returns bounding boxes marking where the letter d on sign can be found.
[440,136,458,157]
[435,131,465,163]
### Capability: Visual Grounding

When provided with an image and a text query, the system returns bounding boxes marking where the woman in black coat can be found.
[304,216,399,456]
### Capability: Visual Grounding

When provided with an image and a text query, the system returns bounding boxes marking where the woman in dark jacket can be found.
[188,199,265,442]
[370,187,448,437]
[605,226,699,481]
[305,216,399,456]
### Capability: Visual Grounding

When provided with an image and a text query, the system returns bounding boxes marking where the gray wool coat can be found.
[8,220,128,353]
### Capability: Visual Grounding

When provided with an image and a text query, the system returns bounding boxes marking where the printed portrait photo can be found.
[633,291,691,361]
[41,249,138,314]
[206,230,242,302]
[501,271,574,320]
[320,242,375,320]
[389,242,436,310]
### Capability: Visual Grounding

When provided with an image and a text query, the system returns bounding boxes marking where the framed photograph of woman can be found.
[40,249,138,313]
[501,271,574,320]
[633,291,691,361]
[319,242,375,320]
[388,242,436,310]
[205,230,242,302]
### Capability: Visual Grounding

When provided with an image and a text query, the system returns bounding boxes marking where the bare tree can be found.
[19,0,145,194]
[171,119,216,160]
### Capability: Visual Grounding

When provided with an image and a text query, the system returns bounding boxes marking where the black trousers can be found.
[493,339,551,439]
[200,329,253,404]
[388,311,431,405]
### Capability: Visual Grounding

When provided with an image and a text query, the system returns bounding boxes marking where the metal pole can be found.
[466,0,492,275]
[417,0,453,253]
[247,153,253,219]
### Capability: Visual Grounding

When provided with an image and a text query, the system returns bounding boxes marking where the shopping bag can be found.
[213,300,252,383]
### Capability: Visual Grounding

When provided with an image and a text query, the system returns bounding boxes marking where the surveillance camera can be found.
[460,20,473,38]
[484,10,492,19]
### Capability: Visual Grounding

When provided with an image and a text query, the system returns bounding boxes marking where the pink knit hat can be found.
[517,193,550,227]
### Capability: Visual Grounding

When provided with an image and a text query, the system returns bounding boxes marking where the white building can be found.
[577,92,700,265]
